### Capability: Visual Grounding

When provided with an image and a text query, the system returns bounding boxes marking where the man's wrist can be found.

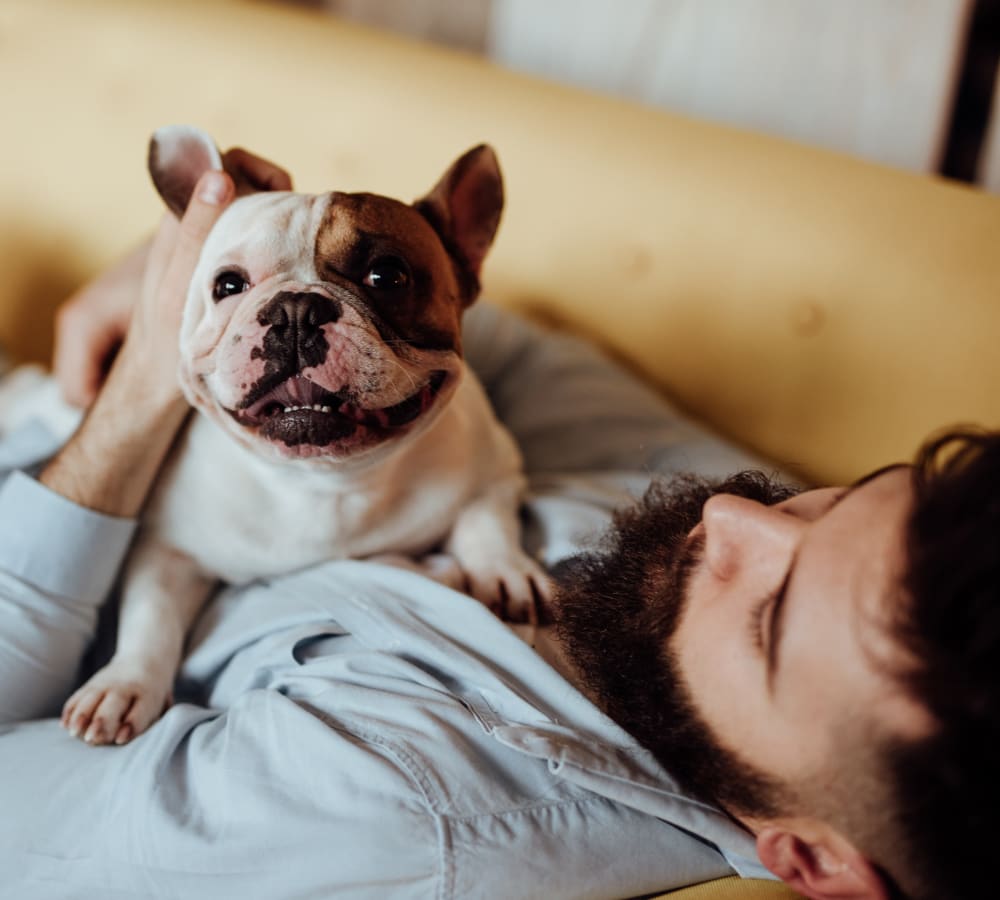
[41,356,189,518]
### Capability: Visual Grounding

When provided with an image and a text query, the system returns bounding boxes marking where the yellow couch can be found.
[3,1,1000,897]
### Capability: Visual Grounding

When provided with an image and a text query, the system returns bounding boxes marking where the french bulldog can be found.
[16,126,550,745]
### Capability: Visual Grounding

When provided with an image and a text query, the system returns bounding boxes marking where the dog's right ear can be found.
[148,125,224,217]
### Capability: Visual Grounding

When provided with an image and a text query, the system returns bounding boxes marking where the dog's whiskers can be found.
[380,355,421,394]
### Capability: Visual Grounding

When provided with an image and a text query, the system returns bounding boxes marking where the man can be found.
[0,159,993,899]
[558,441,998,900]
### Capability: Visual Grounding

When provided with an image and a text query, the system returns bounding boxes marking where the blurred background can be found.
[289,0,1000,192]
[2,0,997,476]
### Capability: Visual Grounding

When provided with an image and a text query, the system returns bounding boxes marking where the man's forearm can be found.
[41,362,189,519]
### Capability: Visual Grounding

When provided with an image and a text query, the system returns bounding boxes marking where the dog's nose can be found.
[258,291,341,333]
[256,291,342,371]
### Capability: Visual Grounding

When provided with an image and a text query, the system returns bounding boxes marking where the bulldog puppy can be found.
[55,126,550,745]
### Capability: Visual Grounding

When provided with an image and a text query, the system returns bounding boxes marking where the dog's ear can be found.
[414,145,504,286]
[148,125,224,217]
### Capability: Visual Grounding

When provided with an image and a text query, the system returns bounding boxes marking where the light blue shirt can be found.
[0,305,775,898]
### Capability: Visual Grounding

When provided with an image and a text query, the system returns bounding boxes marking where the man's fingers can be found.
[51,239,148,405]
[161,171,234,286]
[53,303,125,407]
[222,147,293,193]
[53,326,106,408]
[187,170,234,231]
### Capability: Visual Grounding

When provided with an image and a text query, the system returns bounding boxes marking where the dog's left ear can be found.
[414,145,504,290]
[148,125,224,218]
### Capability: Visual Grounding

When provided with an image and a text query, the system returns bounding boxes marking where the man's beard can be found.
[554,470,800,820]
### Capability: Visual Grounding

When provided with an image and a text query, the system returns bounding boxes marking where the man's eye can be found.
[749,590,778,655]
[362,258,410,291]
[213,270,250,302]
[749,595,770,653]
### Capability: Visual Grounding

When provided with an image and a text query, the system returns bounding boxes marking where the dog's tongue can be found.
[270,375,341,408]
[239,369,448,448]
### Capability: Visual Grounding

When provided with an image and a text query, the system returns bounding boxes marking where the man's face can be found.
[673,466,925,804]
[558,465,926,822]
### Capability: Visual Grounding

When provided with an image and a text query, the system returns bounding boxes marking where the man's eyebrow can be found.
[765,461,909,691]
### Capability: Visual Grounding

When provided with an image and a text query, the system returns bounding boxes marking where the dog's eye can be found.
[362,258,410,291]
[213,270,250,302]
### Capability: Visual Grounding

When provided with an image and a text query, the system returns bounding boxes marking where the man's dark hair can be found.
[882,429,1000,900]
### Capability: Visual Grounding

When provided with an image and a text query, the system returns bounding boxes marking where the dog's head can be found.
[149,125,503,466]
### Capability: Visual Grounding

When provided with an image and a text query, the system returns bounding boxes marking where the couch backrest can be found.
[2,0,998,484]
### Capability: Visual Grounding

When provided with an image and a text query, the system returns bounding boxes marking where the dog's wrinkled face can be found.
[151,127,503,466]
[180,191,463,463]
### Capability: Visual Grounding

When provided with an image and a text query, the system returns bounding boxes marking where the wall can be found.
[300,0,1000,190]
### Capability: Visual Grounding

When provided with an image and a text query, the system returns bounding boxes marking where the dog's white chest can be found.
[145,370,521,583]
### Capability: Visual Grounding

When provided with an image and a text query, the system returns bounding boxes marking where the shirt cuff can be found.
[0,470,137,605]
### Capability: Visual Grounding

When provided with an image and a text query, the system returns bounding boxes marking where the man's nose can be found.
[700,495,803,584]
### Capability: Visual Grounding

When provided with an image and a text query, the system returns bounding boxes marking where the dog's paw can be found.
[61,659,173,746]
[455,549,554,624]
[368,552,468,591]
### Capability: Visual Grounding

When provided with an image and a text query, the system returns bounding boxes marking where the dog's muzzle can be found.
[228,289,449,448]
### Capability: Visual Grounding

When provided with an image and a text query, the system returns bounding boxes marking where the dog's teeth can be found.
[279,403,334,414]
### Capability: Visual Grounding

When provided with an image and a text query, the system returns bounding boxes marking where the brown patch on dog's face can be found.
[313,192,466,354]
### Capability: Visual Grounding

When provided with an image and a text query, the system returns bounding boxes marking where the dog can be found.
[10,126,549,745]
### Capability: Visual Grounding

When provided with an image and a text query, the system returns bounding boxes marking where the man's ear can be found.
[756,824,890,900]
[148,125,224,218]
[413,144,503,296]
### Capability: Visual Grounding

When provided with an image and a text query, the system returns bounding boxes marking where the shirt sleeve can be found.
[0,470,136,723]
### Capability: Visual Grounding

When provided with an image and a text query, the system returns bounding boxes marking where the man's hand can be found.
[53,148,292,407]
[41,170,235,518]
[53,242,146,408]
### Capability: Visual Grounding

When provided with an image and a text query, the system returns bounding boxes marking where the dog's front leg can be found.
[446,475,553,623]
[62,535,215,745]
